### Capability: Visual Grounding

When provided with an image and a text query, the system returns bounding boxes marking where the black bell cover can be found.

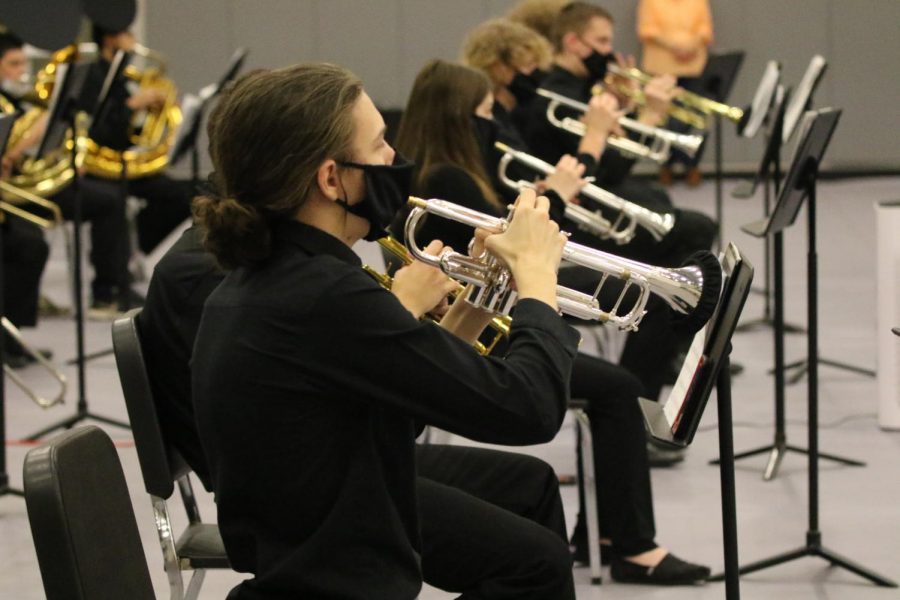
[0,0,81,51]
[81,0,137,32]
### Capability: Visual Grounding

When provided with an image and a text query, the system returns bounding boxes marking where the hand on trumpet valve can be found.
[605,53,639,109]
[483,189,567,310]
[538,154,587,202]
[639,74,679,126]
[582,92,625,139]
[392,239,459,319]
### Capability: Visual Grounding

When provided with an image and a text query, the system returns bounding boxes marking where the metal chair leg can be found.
[574,409,602,584]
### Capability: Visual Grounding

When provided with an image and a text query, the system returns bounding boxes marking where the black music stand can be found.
[640,242,754,600]
[24,53,132,441]
[695,52,744,252]
[776,56,873,383]
[0,114,23,499]
[169,47,248,189]
[711,108,896,588]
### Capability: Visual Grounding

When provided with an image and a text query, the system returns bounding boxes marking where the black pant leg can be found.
[569,353,657,557]
[418,478,575,600]
[2,219,49,328]
[54,178,130,297]
[128,173,193,253]
[415,444,567,541]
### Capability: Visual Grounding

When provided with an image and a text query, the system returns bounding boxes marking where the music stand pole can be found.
[716,347,741,599]
[25,118,129,441]
[714,115,723,253]
[0,201,23,499]
[719,163,896,587]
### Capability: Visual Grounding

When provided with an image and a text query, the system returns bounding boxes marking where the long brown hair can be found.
[394,59,501,208]
[193,63,362,269]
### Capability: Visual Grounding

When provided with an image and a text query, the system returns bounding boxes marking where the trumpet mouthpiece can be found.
[408,196,427,208]
[494,141,511,153]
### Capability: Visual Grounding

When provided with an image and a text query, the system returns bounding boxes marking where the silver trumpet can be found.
[494,141,675,245]
[3,317,67,409]
[537,88,704,163]
[404,197,722,332]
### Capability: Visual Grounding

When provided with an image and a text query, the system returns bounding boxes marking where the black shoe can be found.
[647,439,685,468]
[611,553,710,585]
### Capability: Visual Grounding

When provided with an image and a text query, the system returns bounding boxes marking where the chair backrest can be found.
[112,310,189,498]
[23,426,156,600]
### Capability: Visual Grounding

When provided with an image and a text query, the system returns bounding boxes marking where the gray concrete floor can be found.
[1,176,898,599]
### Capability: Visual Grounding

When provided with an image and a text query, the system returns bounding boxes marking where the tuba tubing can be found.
[494,142,674,244]
[404,197,723,333]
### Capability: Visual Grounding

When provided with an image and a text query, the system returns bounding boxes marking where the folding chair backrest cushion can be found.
[112,311,189,498]
[23,426,156,600]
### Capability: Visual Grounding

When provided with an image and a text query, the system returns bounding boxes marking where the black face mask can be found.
[582,49,614,82]
[508,71,542,105]
[336,153,414,242]
[471,115,501,174]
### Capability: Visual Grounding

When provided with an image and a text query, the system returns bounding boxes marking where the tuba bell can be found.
[82,44,182,180]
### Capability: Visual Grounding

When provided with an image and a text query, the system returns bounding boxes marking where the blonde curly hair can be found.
[462,18,552,85]
[506,0,571,41]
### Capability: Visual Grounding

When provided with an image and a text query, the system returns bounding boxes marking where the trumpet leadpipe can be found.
[493,142,674,244]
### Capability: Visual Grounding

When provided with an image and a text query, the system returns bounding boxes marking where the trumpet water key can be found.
[494,141,675,245]
[404,198,723,334]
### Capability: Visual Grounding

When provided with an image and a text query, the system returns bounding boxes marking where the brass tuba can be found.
[0,46,77,202]
[82,44,182,179]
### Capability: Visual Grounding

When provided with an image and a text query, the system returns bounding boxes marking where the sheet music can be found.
[782,55,827,143]
[663,322,709,428]
[742,61,780,139]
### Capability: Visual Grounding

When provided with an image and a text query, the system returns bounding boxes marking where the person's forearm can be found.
[577,130,607,162]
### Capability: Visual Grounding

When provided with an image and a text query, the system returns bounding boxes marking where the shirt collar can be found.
[273,220,362,267]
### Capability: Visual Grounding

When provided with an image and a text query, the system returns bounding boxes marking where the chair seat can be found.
[175,524,230,569]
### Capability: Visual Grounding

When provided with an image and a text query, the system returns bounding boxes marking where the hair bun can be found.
[192,194,272,270]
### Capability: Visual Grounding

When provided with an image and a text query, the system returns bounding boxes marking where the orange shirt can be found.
[638,0,713,77]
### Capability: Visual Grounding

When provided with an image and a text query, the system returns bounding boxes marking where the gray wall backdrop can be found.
[145,0,900,172]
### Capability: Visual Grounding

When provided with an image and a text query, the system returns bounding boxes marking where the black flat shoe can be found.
[610,553,710,585]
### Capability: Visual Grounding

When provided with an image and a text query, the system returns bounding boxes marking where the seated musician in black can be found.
[0,31,133,318]
[82,25,192,259]
[392,58,710,585]
[191,63,580,600]
[140,223,573,597]
[520,2,717,265]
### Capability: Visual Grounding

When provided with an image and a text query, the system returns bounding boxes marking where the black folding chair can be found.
[24,426,157,600]
[112,310,230,600]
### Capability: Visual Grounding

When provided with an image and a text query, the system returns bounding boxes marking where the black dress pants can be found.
[558,266,681,401]
[416,444,575,600]
[569,354,657,556]
[53,177,129,299]
[2,218,49,328]
[128,173,193,253]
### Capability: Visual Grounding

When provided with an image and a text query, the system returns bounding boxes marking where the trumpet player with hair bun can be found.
[392,58,710,586]
[191,62,586,600]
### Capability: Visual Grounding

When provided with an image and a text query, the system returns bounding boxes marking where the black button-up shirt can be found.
[524,65,636,187]
[191,220,579,600]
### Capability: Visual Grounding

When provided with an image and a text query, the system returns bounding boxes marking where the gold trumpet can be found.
[404,197,723,334]
[537,88,704,162]
[0,184,68,409]
[365,237,510,355]
[605,63,745,129]
[494,141,674,244]
[83,44,182,180]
